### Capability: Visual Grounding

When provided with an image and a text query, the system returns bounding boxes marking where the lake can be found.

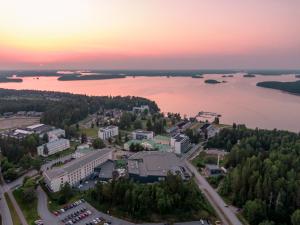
[0,74,300,132]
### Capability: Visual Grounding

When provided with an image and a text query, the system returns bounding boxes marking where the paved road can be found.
[0,170,37,225]
[41,155,73,171]
[37,186,57,225]
[0,183,13,225]
[185,160,242,225]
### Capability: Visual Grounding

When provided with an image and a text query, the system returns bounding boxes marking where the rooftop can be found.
[128,151,183,177]
[44,148,112,179]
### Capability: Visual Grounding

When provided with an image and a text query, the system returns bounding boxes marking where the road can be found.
[185,151,242,225]
[37,186,57,225]
[0,181,13,225]
[0,170,37,225]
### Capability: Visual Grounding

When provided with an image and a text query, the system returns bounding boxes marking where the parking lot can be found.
[41,194,211,225]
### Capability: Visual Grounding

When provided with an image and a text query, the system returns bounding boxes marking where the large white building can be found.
[44,148,113,192]
[170,134,191,154]
[98,125,119,140]
[37,138,70,157]
[132,130,154,140]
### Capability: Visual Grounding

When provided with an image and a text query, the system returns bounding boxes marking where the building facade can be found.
[98,125,119,140]
[37,138,70,157]
[132,130,154,140]
[43,148,113,192]
[170,133,191,154]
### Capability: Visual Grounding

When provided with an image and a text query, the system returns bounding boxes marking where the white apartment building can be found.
[132,130,154,140]
[132,105,150,114]
[37,138,70,157]
[43,148,113,192]
[170,134,191,154]
[98,125,119,140]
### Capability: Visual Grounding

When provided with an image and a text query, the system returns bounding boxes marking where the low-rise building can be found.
[132,105,149,114]
[127,151,189,183]
[199,123,220,139]
[43,148,113,192]
[170,133,191,154]
[47,128,65,141]
[37,138,70,157]
[27,124,53,135]
[204,164,223,177]
[98,125,119,140]
[132,130,154,140]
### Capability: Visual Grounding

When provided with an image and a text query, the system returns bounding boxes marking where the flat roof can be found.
[128,151,183,177]
[44,148,112,179]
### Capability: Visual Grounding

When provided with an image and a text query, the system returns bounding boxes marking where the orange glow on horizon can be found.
[0,0,299,69]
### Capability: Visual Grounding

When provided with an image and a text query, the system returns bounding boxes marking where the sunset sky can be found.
[0,0,299,70]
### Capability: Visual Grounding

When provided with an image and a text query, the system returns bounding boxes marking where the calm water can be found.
[1,74,300,132]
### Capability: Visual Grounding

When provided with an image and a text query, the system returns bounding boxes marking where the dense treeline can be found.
[207,125,300,225]
[0,89,159,127]
[257,80,300,95]
[88,174,213,221]
[0,135,42,180]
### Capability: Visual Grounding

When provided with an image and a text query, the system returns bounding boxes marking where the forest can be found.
[207,125,300,225]
[0,88,159,128]
[257,80,300,95]
[88,174,214,221]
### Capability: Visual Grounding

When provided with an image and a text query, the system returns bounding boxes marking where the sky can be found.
[0,0,299,70]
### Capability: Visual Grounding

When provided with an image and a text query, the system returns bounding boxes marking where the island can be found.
[257,80,300,94]
[191,75,204,78]
[243,74,256,78]
[204,79,221,84]
[57,74,126,81]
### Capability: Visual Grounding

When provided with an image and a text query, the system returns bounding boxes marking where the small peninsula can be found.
[0,77,23,83]
[257,80,300,95]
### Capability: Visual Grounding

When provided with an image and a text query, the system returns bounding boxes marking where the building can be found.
[0,129,33,140]
[204,164,223,177]
[170,133,191,154]
[37,138,70,157]
[132,130,154,140]
[127,151,189,183]
[94,160,115,181]
[98,125,119,140]
[43,148,113,192]
[27,124,53,134]
[132,105,150,114]
[199,123,220,139]
[166,126,179,136]
[47,128,65,141]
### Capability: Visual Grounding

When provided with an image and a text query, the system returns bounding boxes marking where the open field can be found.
[0,116,40,130]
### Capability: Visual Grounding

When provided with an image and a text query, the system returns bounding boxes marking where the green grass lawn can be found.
[13,189,39,225]
[4,192,22,225]
[80,127,98,138]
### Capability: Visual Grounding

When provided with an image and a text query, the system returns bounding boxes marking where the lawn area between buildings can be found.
[13,188,39,225]
[4,192,22,225]
[80,127,98,138]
